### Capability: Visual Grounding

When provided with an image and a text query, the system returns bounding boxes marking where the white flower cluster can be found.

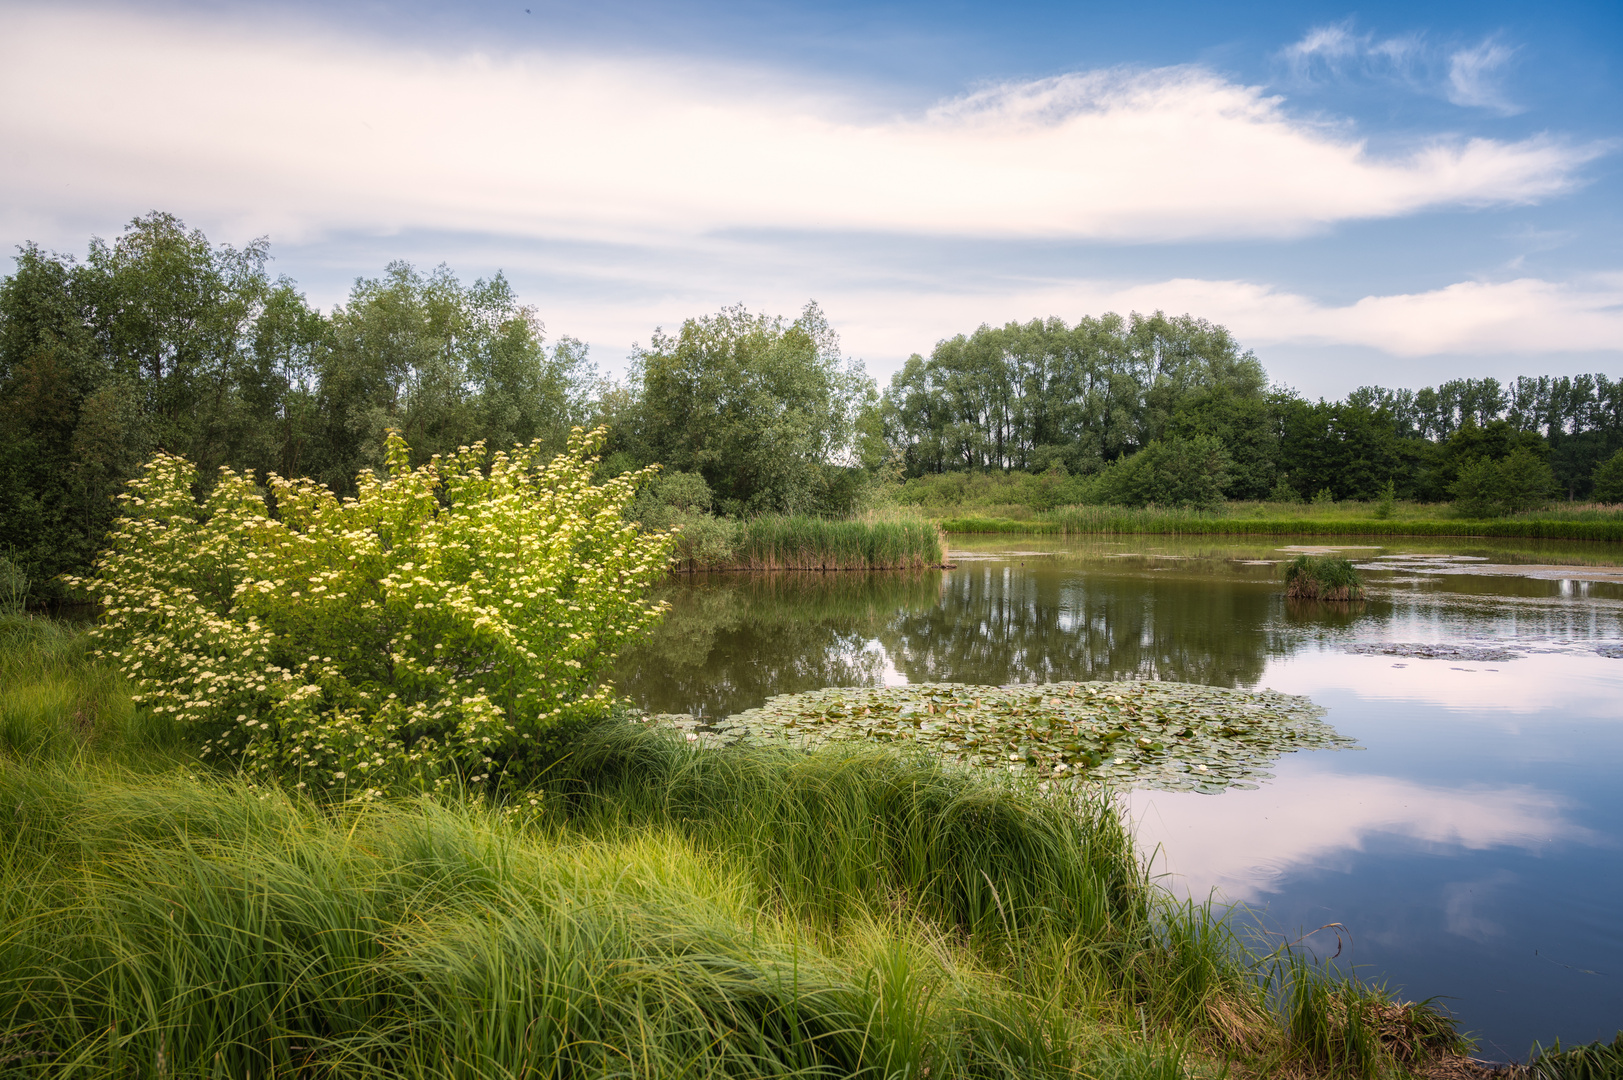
[72,427,676,800]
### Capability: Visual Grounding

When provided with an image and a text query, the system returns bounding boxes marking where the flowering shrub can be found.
[73,428,675,799]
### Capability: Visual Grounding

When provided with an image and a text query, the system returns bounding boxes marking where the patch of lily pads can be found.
[1343,642,1523,662]
[645,680,1356,794]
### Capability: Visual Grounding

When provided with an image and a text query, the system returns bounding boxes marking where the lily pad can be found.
[651,680,1357,795]
[1343,643,1522,663]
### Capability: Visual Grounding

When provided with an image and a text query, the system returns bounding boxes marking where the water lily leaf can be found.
[685,679,1357,795]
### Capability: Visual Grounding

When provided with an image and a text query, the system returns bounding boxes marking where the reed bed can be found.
[699,516,945,572]
[1283,556,1366,601]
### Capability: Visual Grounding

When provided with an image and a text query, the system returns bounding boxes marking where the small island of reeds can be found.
[1284,554,1367,600]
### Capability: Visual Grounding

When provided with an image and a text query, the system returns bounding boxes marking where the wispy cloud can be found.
[1279,21,1524,114]
[0,5,1598,253]
[1447,39,1523,115]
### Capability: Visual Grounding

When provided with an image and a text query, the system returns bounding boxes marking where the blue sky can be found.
[2,0,1620,396]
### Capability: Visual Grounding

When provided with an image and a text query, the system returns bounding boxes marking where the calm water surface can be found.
[613,536,1623,1055]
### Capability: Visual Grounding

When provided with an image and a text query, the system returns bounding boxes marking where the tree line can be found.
[3,214,1621,593]
[879,318,1623,507]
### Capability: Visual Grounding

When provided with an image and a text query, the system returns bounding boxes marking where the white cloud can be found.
[0,5,1600,251]
[1447,40,1522,115]
[1280,22,1522,114]
[776,272,1623,370]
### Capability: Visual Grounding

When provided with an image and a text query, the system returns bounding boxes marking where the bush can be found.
[1093,435,1231,510]
[71,428,676,799]
[1373,480,1396,520]
[1593,448,1623,504]
[1451,448,1554,517]
[1283,555,1364,601]
[1268,475,1303,503]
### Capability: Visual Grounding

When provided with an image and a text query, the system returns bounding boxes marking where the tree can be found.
[0,214,290,590]
[1591,448,1623,503]
[633,302,873,515]
[313,263,587,493]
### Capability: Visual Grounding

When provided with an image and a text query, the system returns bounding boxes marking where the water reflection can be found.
[1126,766,1597,903]
[611,536,1623,1052]
[883,563,1277,688]
[613,572,941,717]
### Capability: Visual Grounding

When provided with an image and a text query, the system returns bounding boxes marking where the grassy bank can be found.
[938,504,1623,542]
[0,615,1476,1078]
[673,515,947,572]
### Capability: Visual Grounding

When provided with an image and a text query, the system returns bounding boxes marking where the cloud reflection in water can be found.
[1124,766,1600,904]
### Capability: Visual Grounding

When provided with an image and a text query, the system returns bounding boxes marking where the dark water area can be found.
[612,536,1623,1056]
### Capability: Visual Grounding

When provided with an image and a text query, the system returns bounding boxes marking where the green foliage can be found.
[1451,447,1554,517]
[1268,475,1303,503]
[1092,434,1232,510]
[732,515,944,571]
[1282,556,1365,601]
[71,428,675,799]
[314,261,592,492]
[690,679,1355,794]
[0,551,28,614]
[630,302,874,516]
[1373,480,1396,519]
[1529,1032,1623,1080]
[0,614,140,761]
[883,311,1266,475]
[1591,448,1623,504]
[1311,487,1335,506]
[0,217,590,591]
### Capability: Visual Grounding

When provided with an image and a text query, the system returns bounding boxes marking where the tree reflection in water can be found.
[614,558,1291,716]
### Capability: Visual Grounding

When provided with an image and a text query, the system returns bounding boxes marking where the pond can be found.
[611,536,1623,1057]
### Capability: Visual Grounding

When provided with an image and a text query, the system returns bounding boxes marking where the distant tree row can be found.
[879,320,1623,506]
[3,215,1621,593]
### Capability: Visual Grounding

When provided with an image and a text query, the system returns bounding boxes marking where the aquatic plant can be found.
[730,515,945,571]
[660,679,1356,794]
[1283,555,1365,600]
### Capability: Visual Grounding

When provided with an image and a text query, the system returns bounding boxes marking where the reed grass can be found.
[693,516,945,572]
[1283,556,1365,601]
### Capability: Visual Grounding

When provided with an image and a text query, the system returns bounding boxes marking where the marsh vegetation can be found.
[0,611,1477,1079]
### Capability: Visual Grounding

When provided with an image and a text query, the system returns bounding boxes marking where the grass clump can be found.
[0,619,1479,1079]
[1529,1032,1623,1080]
[1283,556,1366,601]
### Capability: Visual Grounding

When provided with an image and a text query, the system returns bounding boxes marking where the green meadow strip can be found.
[940,511,1623,542]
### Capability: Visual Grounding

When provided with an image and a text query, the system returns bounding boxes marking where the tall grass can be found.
[940,505,1623,542]
[0,620,1475,1078]
[1283,556,1365,601]
[0,615,149,761]
[714,516,945,572]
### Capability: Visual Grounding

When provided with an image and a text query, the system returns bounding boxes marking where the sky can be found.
[1,0,1620,396]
